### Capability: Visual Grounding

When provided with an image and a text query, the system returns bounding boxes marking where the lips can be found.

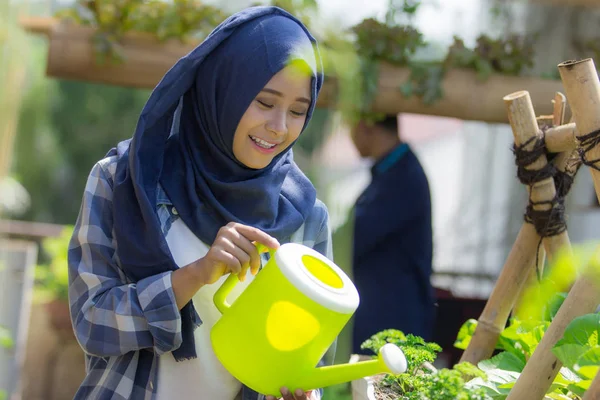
[250,135,279,149]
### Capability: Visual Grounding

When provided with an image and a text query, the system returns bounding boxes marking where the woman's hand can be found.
[266,388,315,400]
[196,222,280,285]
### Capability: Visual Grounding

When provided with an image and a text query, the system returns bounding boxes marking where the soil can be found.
[372,375,401,400]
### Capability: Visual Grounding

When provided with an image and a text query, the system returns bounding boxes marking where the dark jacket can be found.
[352,143,435,353]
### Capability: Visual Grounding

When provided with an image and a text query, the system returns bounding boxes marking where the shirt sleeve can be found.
[68,160,182,357]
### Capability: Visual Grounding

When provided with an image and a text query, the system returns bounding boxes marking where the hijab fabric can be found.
[110,6,323,361]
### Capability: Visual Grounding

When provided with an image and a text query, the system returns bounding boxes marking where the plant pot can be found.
[20,17,564,123]
[350,354,377,400]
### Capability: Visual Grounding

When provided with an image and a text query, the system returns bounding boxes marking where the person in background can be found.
[349,114,436,353]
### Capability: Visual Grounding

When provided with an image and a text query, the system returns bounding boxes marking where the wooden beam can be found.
[0,219,65,239]
[19,16,56,36]
[20,17,565,123]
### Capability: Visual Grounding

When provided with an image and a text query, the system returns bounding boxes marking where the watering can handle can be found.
[213,243,275,315]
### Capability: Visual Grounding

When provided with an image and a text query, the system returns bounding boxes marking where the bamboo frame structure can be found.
[19,16,565,123]
[505,58,600,400]
[545,122,577,152]
[459,91,576,366]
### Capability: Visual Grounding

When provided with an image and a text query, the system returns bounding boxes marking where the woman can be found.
[67,6,333,400]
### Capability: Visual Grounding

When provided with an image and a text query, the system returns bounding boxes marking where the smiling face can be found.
[232,64,312,169]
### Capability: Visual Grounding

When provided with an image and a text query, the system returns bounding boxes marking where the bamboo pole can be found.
[459,91,570,365]
[514,94,570,315]
[506,58,600,400]
[545,123,578,153]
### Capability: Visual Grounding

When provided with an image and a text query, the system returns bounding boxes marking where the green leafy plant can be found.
[34,226,74,303]
[55,0,226,62]
[361,329,491,399]
[52,0,544,116]
[450,244,600,399]
[551,314,600,396]
[370,245,600,400]
[445,35,535,80]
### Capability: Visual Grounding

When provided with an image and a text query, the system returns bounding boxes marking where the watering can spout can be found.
[295,344,407,392]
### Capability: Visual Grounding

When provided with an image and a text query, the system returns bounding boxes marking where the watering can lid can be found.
[275,243,359,314]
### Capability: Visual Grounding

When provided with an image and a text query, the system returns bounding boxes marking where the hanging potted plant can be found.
[19,0,565,123]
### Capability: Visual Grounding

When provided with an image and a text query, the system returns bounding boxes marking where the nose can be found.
[265,111,288,137]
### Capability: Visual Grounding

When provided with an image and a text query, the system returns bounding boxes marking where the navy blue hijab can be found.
[111,7,323,361]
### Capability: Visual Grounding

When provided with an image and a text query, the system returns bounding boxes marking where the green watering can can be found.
[210,242,407,397]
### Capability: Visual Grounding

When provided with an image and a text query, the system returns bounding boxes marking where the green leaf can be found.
[553,344,590,371]
[559,314,600,347]
[553,313,600,370]
[567,379,592,397]
[545,393,574,400]
[399,81,413,97]
[0,326,13,349]
[499,319,549,359]
[543,292,568,322]
[467,369,519,400]
[478,352,526,373]
[454,318,478,350]
[574,347,600,379]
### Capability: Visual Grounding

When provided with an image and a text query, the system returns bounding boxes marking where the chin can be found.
[243,158,272,170]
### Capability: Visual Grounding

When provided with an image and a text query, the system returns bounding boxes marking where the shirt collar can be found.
[372,143,409,176]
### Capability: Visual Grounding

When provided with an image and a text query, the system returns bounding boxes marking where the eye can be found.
[256,100,273,109]
[290,110,307,117]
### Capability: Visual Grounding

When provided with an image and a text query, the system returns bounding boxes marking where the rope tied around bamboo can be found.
[577,127,600,171]
[513,133,569,238]
[512,131,579,277]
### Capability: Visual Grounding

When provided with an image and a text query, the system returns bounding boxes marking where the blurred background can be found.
[3,0,600,399]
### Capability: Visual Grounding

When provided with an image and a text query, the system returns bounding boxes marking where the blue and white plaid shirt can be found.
[68,154,333,400]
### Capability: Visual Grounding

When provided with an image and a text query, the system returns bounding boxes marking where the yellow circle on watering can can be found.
[301,255,344,289]
[266,300,320,351]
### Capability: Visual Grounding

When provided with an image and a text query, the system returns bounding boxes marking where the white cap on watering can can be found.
[275,243,360,314]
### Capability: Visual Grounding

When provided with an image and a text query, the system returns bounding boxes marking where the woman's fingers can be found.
[221,237,252,279]
[228,229,261,278]
[229,222,280,250]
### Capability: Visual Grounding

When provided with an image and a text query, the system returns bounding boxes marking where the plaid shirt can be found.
[68,153,333,400]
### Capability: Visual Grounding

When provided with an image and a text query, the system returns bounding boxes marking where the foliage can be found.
[552,313,600,393]
[444,35,535,80]
[361,329,491,399]
[450,245,600,400]
[366,246,600,399]
[34,226,74,302]
[55,0,226,62]
[50,0,542,124]
[352,18,425,66]
[361,329,442,374]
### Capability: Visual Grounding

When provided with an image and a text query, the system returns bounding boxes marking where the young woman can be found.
[67,6,333,400]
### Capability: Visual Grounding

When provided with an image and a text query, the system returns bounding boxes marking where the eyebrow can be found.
[260,88,311,104]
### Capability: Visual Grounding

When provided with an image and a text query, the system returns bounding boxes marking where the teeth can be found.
[251,136,276,149]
